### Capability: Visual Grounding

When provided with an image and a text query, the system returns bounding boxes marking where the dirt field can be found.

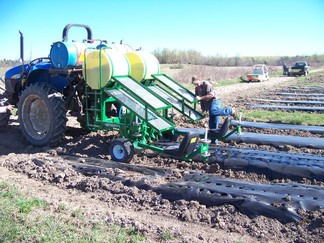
[0,71,323,242]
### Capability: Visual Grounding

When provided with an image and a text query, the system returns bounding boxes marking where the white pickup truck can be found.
[246,64,269,82]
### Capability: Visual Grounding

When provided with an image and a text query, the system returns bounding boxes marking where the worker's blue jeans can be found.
[209,99,233,130]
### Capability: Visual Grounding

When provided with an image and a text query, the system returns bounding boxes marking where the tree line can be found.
[152,48,324,67]
[1,49,324,68]
[0,59,21,67]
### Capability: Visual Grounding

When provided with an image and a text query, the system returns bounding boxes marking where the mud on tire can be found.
[18,83,67,146]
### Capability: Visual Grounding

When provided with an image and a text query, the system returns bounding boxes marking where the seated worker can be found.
[192,76,235,144]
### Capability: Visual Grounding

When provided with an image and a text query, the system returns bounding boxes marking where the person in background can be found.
[283,63,289,76]
[0,105,13,113]
[192,76,235,144]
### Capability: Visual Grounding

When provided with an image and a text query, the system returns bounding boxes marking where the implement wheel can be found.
[109,138,134,163]
[18,83,67,146]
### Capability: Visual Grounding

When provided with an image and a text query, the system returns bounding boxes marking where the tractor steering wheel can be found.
[29,57,51,67]
[26,57,51,73]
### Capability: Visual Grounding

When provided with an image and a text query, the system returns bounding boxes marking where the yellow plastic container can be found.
[83,49,130,89]
[125,51,160,82]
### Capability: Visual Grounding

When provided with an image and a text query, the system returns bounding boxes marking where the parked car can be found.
[246,64,269,82]
[288,61,310,76]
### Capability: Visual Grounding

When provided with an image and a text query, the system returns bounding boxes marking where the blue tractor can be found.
[2,24,93,146]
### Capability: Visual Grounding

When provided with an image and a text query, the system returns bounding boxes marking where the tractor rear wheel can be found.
[18,83,67,146]
[109,138,134,163]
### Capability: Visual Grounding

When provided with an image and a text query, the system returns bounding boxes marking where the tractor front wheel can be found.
[109,138,134,163]
[18,83,67,146]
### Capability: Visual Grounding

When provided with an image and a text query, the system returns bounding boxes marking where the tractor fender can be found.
[27,68,69,92]
[4,64,28,95]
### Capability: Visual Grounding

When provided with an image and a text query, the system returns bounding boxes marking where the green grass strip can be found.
[0,182,145,242]
[242,109,324,126]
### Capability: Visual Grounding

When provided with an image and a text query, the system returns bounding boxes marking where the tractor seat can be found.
[163,132,199,158]
[209,116,233,139]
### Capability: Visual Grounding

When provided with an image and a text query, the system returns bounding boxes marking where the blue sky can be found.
[0,0,323,60]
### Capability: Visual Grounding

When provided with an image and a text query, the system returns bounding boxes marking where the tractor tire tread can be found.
[18,83,67,146]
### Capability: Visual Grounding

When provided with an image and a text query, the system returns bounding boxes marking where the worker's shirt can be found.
[195,81,217,112]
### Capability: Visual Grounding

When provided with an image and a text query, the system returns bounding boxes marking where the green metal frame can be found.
[144,74,204,122]
[112,75,172,111]
[82,48,213,162]
[104,87,174,141]
[152,73,197,103]
[135,140,210,162]
[174,123,242,141]
[219,124,241,140]
[83,47,119,130]
[146,83,204,122]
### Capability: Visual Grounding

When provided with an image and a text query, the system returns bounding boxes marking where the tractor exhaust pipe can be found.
[19,31,24,75]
